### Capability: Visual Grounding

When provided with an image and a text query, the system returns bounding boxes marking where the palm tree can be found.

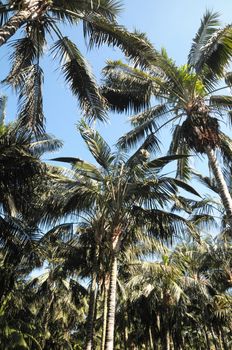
[102,11,232,224]
[0,0,157,133]
[51,120,199,350]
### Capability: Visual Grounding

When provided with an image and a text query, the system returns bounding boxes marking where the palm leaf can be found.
[79,120,115,170]
[168,125,192,180]
[170,178,200,197]
[147,154,191,172]
[133,207,189,242]
[191,13,232,76]
[51,156,103,181]
[188,11,220,69]
[83,15,158,67]
[51,0,122,23]
[210,95,232,109]
[29,134,63,156]
[51,37,106,121]
[102,60,154,112]
[17,64,45,134]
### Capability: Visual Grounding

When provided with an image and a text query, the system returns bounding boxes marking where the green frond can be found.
[41,223,74,244]
[52,37,107,121]
[147,154,191,172]
[17,64,45,135]
[51,0,122,23]
[29,134,63,156]
[190,214,218,232]
[79,120,115,170]
[170,178,200,197]
[133,207,189,242]
[4,37,39,87]
[51,156,103,181]
[129,104,170,127]
[102,61,154,113]
[192,171,218,193]
[0,215,40,261]
[83,15,158,67]
[168,125,192,180]
[117,107,165,150]
[192,19,232,76]
[125,133,161,166]
[210,95,232,109]
[188,11,220,68]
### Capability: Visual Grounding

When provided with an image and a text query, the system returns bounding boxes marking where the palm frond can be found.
[83,15,158,67]
[102,60,154,113]
[168,125,192,180]
[192,171,218,193]
[79,120,115,170]
[210,95,232,109]
[29,134,63,156]
[147,154,191,172]
[170,178,200,197]
[51,0,122,23]
[192,19,232,76]
[117,105,169,151]
[188,11,220,69]
[133,207,189,242]
[51,37,107,122]
[17,64,45,134]
[125,133,161,167]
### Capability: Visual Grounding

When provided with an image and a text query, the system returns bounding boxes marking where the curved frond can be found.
[188,11,220,69]
[102,60,154,113]
[79,120,115,170]
[83,15,158,67]
[52,37,106,122]
[17,64,45,134]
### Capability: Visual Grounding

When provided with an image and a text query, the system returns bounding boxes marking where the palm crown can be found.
[102,11,232,222]
[0,0,157,133]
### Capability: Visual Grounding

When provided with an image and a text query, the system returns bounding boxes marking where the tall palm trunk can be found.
[104,226,121,350]
[85,246,99,350]
[101,284,109,350]
[205,146,232,220]
[85,273,98,350]
[104,254,118,350]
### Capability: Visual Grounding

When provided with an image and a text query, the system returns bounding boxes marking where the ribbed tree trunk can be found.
[85,273,98,350]
[205,146,232,221]
[104,254,118,350]
[101,284,108,350]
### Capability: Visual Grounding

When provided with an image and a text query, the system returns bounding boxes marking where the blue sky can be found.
[1,0,232,164]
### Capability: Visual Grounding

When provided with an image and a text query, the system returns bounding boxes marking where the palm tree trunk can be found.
[101,284,108,350]
[104,254,118,350]
[0,9,31,46]
[85,273,98,350]
[205,146,232,220]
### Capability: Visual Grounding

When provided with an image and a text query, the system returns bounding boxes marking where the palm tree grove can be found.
[0,1,232,349]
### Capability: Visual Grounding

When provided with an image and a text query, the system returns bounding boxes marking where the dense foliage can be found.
[0,2,231,350]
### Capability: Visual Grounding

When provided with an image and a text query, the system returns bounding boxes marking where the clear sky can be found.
[1,0,232,164]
